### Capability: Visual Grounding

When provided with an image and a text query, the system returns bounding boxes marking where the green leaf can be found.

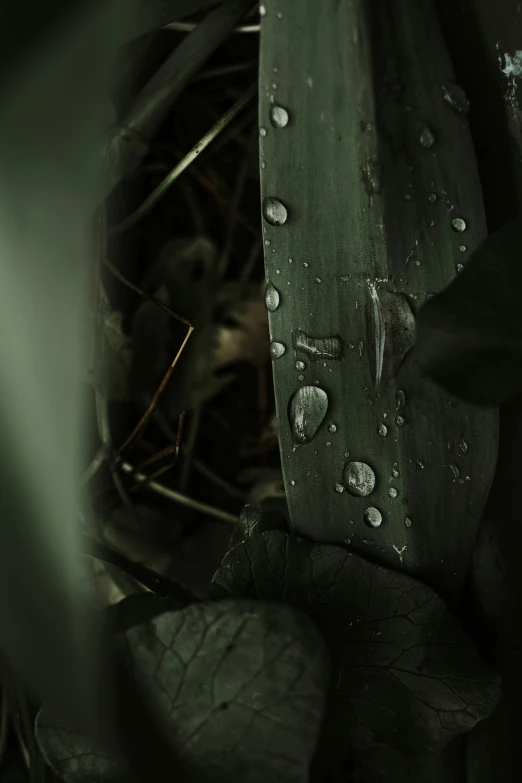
[211,530,501,756]
[414,217,522,405]
[258,0,498,601]
[36,599,331,783]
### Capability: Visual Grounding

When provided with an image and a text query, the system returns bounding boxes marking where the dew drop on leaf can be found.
[419,123,436,149]
[265,282,280,311]
[396,415,405,427]
[294,330,343,360]
[263,197,288,226]
[396,389,406,408]
[378,423,388,438]
[335,483,344,494]
[270,105,289,128]
[442,83,470,115]
[451,217,467,232]
[361,160,382,195]
[288,385,329,444]
[270,341,286,359]
[459,439,468,454]
[295,360,305,371]
[405,516,412,528]
[259,126,267,137]
[456,263,464,273]
[388,487,398,498]
[343,461,376,497]
[428,192,438,203]
[364,507,383,528]
[459,245,467,252]
[328,423,337,433]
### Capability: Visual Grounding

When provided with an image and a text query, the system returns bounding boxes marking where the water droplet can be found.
[364,507,383,528]
[419,123,436,149]
[343,461,376,497]
[361,160,382,195]
[396,389,406,408]
[456,262,464,273]
[396,415,405,427]
[459,439,468,454]
[294,330,343,360]
[451,217,467,232]
[325,441,332,447]
[392,468,399,478]
[388,487,398,498]
[272,82,278,90]
[303,261,309,268]
[259,126,267,137]
[315,277,322,284]
[442,83,469,115]
[335,483,344,494]
[290,479,296,486]
[459,245,467,252]
[328,423,337,433]
[276,10,283,18]
[404,516,412,528]
[378,423,388,438]
[428,192,438,203]
[450,462,460,479]
[288,385,329,445]
[259,3,267,16]
[269,104,289,128]
[295,360,305,371]
[265,282,280,311]
[344,537,351,545]
[270,341,286,359]
[416,461,425,470]
[288,257,293,264]
[404,193,412,201]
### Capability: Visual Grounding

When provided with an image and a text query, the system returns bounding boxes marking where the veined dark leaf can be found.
[414,217,522,405]
[36,598,331,783]
[212,530,501,756]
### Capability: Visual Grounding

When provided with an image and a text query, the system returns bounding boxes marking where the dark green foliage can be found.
[414,218,522,405]
[212,528,501,757]
[36,599,330,783]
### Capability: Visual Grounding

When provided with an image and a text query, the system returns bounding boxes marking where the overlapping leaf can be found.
[414,217,522,405]
[211,528,501,755]
[37,598,330,783]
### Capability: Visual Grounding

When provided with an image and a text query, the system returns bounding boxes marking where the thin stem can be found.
[164,21,260,33]
[116,325,194,455]
[109,83,257,235]
[119,462,238,525]
[81,536,198,604]
[103,259,191,326]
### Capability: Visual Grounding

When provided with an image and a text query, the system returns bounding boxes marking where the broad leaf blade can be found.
[212,530,501,755]
[259,0,498,600]
[37,598,331,783]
